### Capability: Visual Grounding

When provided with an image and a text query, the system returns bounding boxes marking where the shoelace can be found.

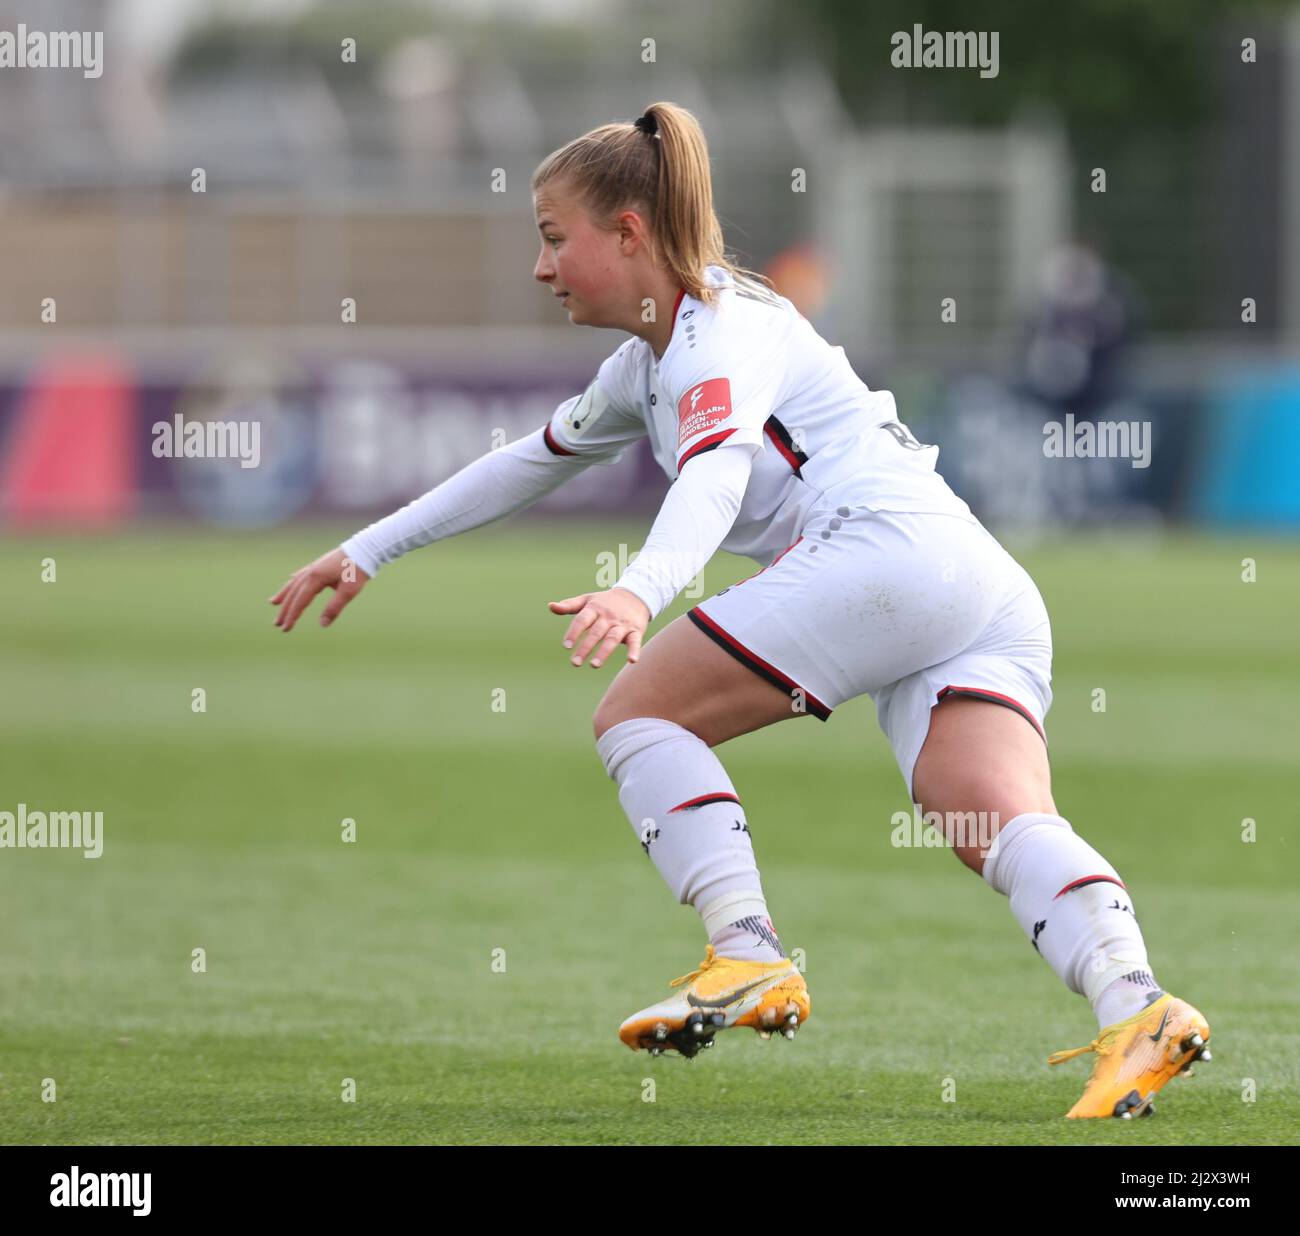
[1047,1033,1115,1067]
[1047,994,1173,1066]
[669,944,719,989]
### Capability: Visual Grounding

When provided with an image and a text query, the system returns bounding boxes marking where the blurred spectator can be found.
[1017,241,1142,416]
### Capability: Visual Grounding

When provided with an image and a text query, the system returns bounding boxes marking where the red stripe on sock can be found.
[1054,874,1127,899]
[668,792,741,813]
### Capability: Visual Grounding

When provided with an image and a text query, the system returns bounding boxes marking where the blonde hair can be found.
[531,101,778,309]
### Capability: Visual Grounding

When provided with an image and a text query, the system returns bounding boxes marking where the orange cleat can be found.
[1048,992,1212,1118]
[618,945,810,1058]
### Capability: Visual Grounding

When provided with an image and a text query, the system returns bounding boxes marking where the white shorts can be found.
[687,503,1053,796]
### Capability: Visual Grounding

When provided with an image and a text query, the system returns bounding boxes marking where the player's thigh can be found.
[592,613,800,748]
[912,695,1056,875]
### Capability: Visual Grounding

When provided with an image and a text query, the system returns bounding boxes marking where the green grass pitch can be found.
[1,522,1296,1144]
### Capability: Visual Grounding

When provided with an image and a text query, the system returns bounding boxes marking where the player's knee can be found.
[594,693,701,745]
[592,692,631,742]
[915,770,1049,824]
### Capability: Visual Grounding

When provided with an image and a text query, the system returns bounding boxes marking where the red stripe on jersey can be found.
[677,427,735,470]
[542,423,577,456]
[763,420,804,473]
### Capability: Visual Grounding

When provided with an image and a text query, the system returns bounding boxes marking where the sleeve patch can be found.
[676,378,732,449]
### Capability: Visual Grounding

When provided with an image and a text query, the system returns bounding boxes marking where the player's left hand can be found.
[548,588,650,668]
[270,546,370,632]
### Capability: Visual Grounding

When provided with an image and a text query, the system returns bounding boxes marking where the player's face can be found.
[533,181,627,328]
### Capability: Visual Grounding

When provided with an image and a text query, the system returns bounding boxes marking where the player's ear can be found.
[617,208,649,253]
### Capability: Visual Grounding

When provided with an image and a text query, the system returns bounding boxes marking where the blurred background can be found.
[1,0,1298,533]
[2,0,1299,1148]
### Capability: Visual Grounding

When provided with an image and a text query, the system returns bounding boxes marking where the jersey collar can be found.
[650,287,687,370]
[665,288,687,345]
[652,269,730,369]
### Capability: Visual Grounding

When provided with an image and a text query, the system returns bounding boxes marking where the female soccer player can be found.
[270,102,1210,1118]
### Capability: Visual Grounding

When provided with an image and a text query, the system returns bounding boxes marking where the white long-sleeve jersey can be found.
[342,264,971,620]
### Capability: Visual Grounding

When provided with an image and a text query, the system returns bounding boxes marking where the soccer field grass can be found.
[1,522,1297,1145]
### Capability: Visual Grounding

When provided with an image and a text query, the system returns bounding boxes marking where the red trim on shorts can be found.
[687,605,831,720]
[1054,875,1127,899]
[732,535,804,588]
[936,685,1046,743]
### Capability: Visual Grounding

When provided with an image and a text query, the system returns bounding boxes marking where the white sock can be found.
[703,891,786,963]
[596,717,784,962]
[1095,971,1165,1029]
[982,812,1161,1028]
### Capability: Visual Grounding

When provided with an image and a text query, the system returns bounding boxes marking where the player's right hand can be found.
[269,547,370,633]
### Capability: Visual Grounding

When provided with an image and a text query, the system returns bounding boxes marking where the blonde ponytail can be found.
[531,101,775,308]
